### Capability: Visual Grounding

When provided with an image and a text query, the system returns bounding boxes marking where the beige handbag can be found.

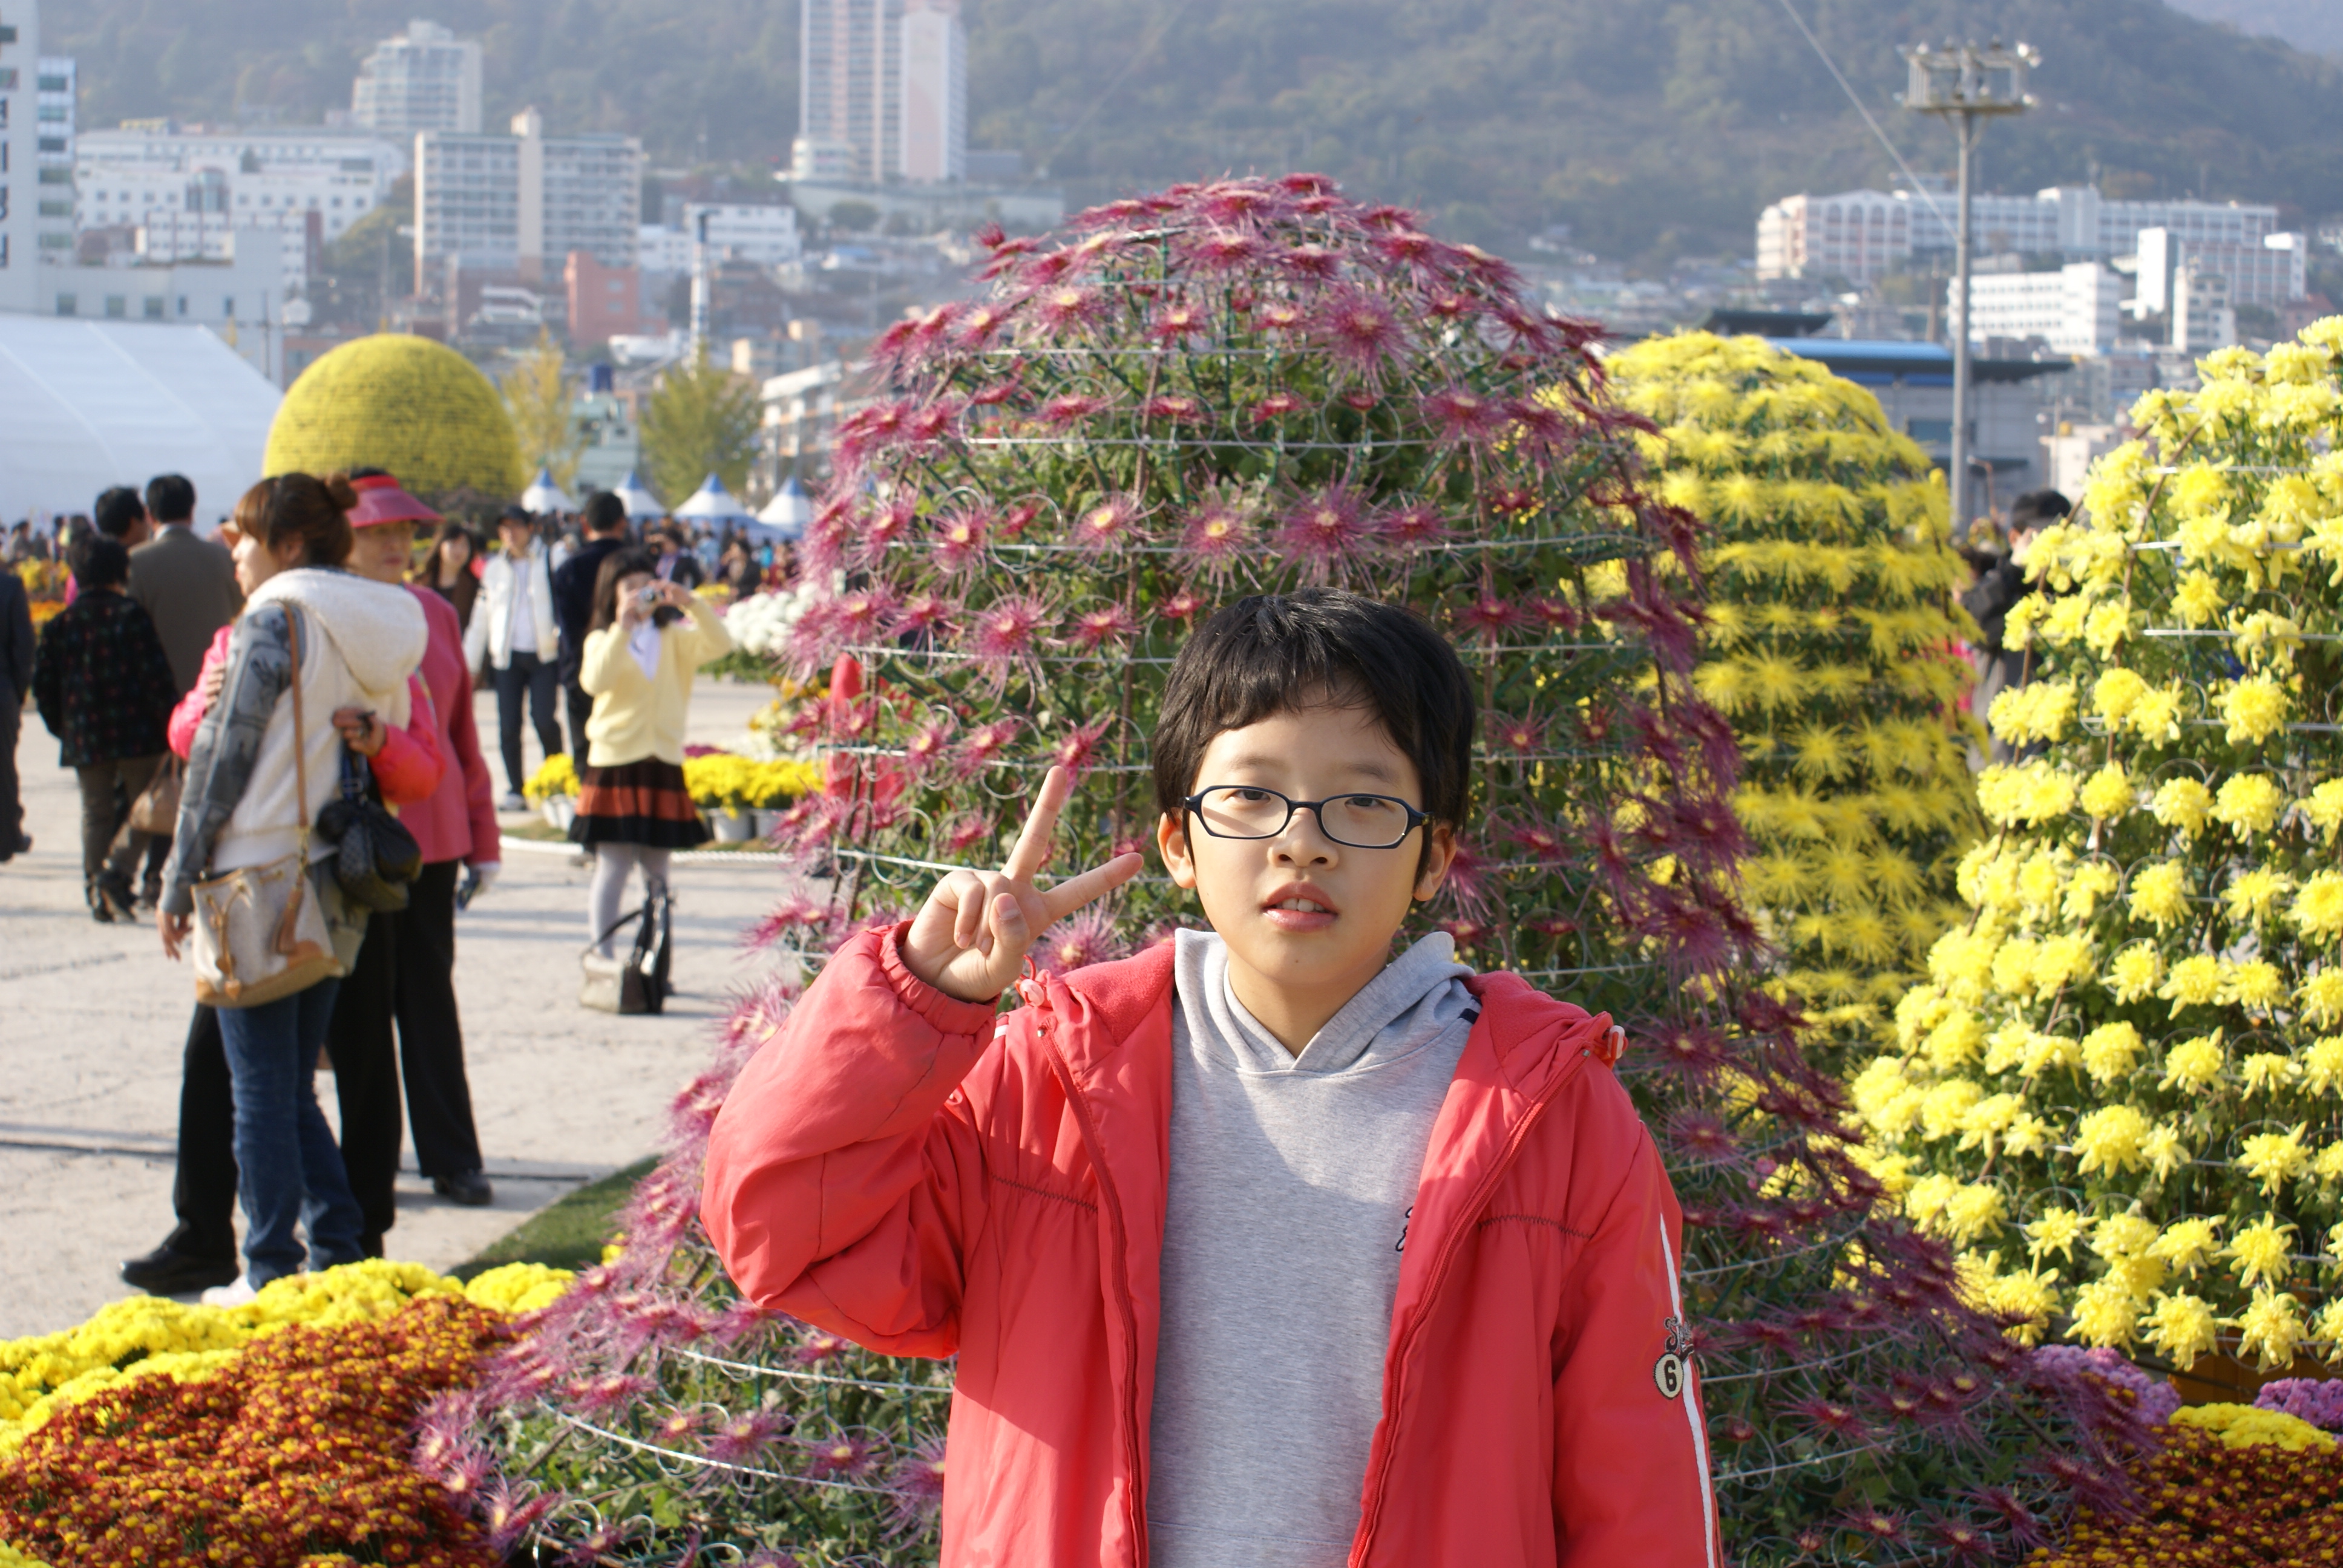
[129,755,183,835]
[189,612,346,1009]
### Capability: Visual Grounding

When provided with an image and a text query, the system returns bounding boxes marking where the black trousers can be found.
[561,653,594,766]
[330,858,486,1246]
[0,694,22,856]
[161,1003,240,1263]
[493,650,566,795]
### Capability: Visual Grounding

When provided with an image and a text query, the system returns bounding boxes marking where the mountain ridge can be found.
[44,0,2343,263]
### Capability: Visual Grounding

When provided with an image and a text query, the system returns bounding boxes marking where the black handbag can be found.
[580,880,673,1014]
[316,745,425,913]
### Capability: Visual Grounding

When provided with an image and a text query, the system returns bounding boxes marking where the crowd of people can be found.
[2,469,759,1302]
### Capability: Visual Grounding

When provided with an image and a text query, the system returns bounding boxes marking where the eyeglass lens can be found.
[1194,786,1413,848]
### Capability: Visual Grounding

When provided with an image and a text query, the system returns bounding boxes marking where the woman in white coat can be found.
[465,506,563,806]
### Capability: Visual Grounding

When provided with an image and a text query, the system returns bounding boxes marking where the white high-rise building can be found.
[800,0,966,185]
[33,56,75,267]
[0,1,42,311]
[415,109,641,287]
[1947,262,2127,354]
[353,20,483,136]
[2136,226,2307,313]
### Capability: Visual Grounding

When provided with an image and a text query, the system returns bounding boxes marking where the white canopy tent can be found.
[611,469,664,520]
[520,466,574,515]
[672,472,756,528]
[0,318,282,528]
[752,474,811,540]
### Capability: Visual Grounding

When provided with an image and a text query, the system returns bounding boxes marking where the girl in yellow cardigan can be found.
[569,547,733,956]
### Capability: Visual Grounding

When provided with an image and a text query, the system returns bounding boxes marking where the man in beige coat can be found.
[128,474,241,906]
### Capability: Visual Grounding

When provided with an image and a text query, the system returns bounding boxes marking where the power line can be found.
[1771,0,1947,227]
[1038,0,1194,177]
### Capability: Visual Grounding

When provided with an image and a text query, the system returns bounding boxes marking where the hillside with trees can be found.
[47,0,2343,263]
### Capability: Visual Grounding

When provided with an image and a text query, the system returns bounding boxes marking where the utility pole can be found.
[1900,39,2037,540]
[689,207,712,363]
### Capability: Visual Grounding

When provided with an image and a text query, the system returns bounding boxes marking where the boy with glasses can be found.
[704,589,1717,1567]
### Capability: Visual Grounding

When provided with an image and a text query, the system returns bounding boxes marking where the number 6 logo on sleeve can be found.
[1652,1315,1692,1399]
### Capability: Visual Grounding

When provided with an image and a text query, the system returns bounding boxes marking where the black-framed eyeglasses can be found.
[1181,786,1427,850]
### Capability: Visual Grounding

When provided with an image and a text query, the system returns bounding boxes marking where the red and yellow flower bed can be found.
[0,1262,568,1568]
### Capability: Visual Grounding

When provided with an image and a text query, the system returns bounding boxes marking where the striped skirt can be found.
[568,757,711,850]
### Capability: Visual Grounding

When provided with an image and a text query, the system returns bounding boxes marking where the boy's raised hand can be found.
[903,765,1145,1002]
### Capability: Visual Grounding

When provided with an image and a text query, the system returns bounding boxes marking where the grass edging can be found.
[451,1155,660,1282]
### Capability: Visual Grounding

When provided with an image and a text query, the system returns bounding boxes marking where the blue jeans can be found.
[216,979,366,1285]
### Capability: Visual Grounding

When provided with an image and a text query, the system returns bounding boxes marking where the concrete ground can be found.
[0,675,797,1339]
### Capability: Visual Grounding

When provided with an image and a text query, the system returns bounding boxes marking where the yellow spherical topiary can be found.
[263,333,525,499]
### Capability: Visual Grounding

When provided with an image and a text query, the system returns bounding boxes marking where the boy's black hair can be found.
[1152,589,1476,830]
[93,486,146,539]
[72,535,131,590]
[145,473,195,524]
[2011,489,2071,526]
[582,492,629,535]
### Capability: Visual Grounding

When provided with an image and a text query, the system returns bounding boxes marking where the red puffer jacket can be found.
[703,926,1720,1568]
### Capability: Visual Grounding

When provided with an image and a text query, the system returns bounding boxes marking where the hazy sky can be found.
[2163,0,2343,56]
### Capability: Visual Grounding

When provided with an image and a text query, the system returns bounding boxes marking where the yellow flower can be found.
[2233,1290,2311,1373]
[2294,872,2343,942]
[2158,953,2223,1016]
[2240,1126,2310,1196]
[2020,1031,2080,1078]
[2141,1122,2189,1180]
[2092,667,2148,726]
[2127,861,2192,930]
[1970,1257,2060,1347]
[2307,780,2343,842]
[2313,1144,2343,1183]
[2240,1052,2301,1099]
[2227,1215,2295,1290]
[2066,1276,2141,1348]
[2172,1400,2334,1449]
[2305,1036,2343,1097]
[2305,970,2343,1028]
[1943,1183,2007,1246]
[2151,1218,2221,1275]
[2074,1105,2151,1175]
[2223,867,2294,926]
[2214,773,2284,836]
[1918,1079,1984,1141]
[2128,682,2186,742]
[1988,682,2079,745]
[2152,778,2214,836]
[2173,569,2227,626]
[2030,934,2094,994]
[2109,942,2163,1003]
[2160,1029,2224,1090]
[2142,1292,2221,1365]
[2003,1112,2056,1158]
[2082,600,2133,657]
[2223,959,2286,1012]
[1956,1091,2024,1156]
[2078,762,2134,822]
[1922,1009,1985,1070]
[2026,1206,2085,1263]
[2080,1022,2144,1083]
[1974,761,2077,828]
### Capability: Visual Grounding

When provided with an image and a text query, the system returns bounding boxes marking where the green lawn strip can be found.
[453,1155,660,1281]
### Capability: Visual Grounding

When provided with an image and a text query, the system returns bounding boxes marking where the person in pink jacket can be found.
[703,590,1720,1568]
[331,471,504,1245]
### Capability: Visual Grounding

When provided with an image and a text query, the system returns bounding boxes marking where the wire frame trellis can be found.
[456,176,2151,1567]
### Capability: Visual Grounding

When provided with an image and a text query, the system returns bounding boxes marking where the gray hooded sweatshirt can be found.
[1146,927,1479,1567]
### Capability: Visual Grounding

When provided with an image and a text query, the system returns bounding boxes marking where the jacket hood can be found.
[247,567,427,699]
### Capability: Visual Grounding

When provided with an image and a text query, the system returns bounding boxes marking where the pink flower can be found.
[804,1431,880,1478]
[1340,389,1378,411]
[1068,601,1139,648]
[967,596,1053,673]
[1506,395,1573,451]
[1141,394,1207,422]
[1426,290,1476,320]
[706,1411,787,1466]
[1254,300,1306,333]
[1358,203,1417,230]
[954,302,1009,347]
[1456,596,1529,639]
[1071,492,1142,553]
[1421,385,1502,445]
[942,812,995,852]
[1149,302,1208,341]
[1276,484,1373,577]
[1178,495,1253,570]
[1195,180,1280,226]
[859,496,917,555]
[1158,588,1207,622]
[1031,283,1103,333]
[828,584,901,645]
[888,1434,950,1532]
[903,716,956,774]
[1373,227,1439,269]
[1037,907,1130,977]
[1377,504,1449,549]
[968,377,1020,407]
[1000,501,1042,537]
[905,397,961,445]
[1250,392,1305,424]
[1052,719,1111,778]
[795,1328,850,1365]
[929,508,989,573]
[563,1373,656,1419]
[1185,229,1260,272]
[1039,393,1109,426]
[955,717,1021,777]
[897,592,957,641]
[1528,595,1579,631]
[1280,244,1339,281]
[1490,712,1544,756]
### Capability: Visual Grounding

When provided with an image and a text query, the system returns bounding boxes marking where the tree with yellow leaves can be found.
[1851,323,2343,1373]
[1608,333,1985,1073]
[499,330,587,491]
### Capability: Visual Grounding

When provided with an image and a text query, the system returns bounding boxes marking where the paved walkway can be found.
[0,675,798,1339]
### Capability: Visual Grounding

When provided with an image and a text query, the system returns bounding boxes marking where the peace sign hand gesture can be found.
[902,765,1145,1003]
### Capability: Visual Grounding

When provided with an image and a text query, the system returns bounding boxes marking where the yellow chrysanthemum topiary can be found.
[1854,321,2343,1370]
[1608,333,1985,1071]
[264,333,526,499]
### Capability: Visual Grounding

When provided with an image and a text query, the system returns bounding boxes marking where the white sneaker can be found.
[200,1275,258,1308]
[498,792,528,812]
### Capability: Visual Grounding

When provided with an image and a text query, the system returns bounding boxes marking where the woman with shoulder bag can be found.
[157,472,429,1304]
[570,549,733,965]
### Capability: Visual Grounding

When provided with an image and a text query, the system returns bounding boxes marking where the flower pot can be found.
[541,795,577,831]
[711,808,755,843]
[752,809,782,838]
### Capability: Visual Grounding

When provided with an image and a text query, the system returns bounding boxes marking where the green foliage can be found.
[47,0,2343,260]
[639,351,759,508]
[501,331,588,491]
